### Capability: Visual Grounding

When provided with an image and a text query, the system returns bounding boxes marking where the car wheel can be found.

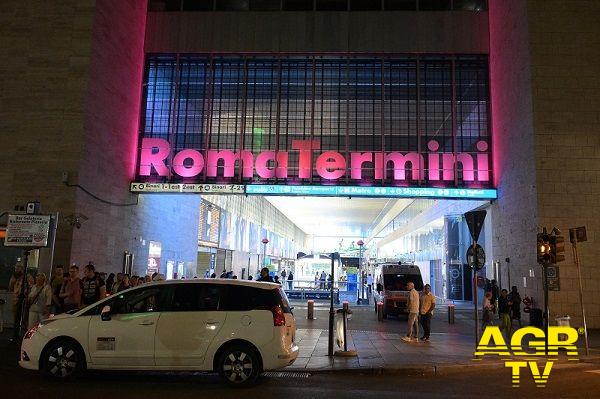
[43,340,84,379]
[217,344,260,387]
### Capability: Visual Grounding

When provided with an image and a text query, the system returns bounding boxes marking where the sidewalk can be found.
[287,305,600,373]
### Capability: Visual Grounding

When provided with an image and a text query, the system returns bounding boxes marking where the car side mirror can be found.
[101,305,111,321]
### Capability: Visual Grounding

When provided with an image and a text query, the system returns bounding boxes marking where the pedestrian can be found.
[81,263,106,307]
[498,289,512,337]
[8,262,25,339]
[130,275,139,287]
[248,275,253,280]
[49,265,64,314]
[113,273,124,293]
[210,272,217,278]
[232,275,238,279]
[287,271,294,290]
[118,274,131,292]
[367,273,374,295]
[319,271,326,289]
[327,273,333,290]
[419,284,435,342]
[508,286,522,329]
[105,273,115,294]
[144,275,152,283]
[257,267,274,282]
[490,280,499,313]
[27,273,52,327]
[60,265,82,312]
[220,271,227,278]
[281,269,287,280]
[402,281,420,342]
[482,291,494,331]
[274,276,281,284]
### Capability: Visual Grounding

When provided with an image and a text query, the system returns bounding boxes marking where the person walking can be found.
[319,271,326,289]
[419,284,436,342]
[60,265,82,312]
[287,271,294,290]
[402,281,420,342]
[257,267,274,282]
[498,289,512,338]
[81,264,106,307]
[508,286,522,329]
[27,273,52,327]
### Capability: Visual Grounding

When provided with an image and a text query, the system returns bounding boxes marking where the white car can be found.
[19,279,298,386]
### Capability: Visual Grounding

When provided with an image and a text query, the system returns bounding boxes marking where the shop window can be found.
[453,0,487,11]
[316,0,348,11]
[418,0,451,10]
[182,0,214,11]
[350,0,382,10]
[283,0,313,10]
[216,0,250,11]
[250,0,282,10]
[384,0,417,11]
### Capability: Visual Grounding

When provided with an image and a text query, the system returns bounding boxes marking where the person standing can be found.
[419,284,436,342]
[367,273,374,295]
[81,264,106,307]
[49,265,64,314]
[27,273,52,327]
[319,271,326,289]
[105,273,115,295]
[402,281,420,342]
[281,269,287,280]
[287,271,294,290]
[8,262,25,339]
[482,291,494,331]
[60,265,82,312]
[112,273,123,293]
[498,289,512,338]
[490,280,499,314]
[508,286,522,329]
[257,267,274,283]
[117,274,131,292]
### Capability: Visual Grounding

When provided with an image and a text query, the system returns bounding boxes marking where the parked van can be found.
[373,262,424,318]
[19,279,298,386]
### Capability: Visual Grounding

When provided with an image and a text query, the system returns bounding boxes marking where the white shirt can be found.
[407,288,419,314]
[367,275,374,285]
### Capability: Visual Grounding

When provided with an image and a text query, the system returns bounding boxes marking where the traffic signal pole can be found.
[572,242,590,356]
[472,240,479,347]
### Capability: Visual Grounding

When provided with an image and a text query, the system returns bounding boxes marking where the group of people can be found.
[401,282,436,342]
[205,267,294,288]
[8,262,163,339]
[482,279,522,337]
[315,271,333,290]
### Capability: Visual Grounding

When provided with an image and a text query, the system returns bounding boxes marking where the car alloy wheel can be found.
[45,341,81,378]
[218,344,260,387]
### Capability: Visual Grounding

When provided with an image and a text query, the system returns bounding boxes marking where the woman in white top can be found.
[482,291,495,331]
[28,273,52,328]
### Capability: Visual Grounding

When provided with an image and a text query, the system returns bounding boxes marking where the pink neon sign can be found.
[138,138,491,184]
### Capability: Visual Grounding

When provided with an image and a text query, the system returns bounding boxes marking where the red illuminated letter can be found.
[139,138,170,176]
[292,140,320,179]
[316,151,346,180]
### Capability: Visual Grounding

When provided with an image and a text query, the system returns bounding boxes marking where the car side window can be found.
[168,284,222,312]
[222,286,276,311]
[110,286,166,314]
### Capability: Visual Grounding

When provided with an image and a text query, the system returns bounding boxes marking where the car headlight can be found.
[23,323,39,340]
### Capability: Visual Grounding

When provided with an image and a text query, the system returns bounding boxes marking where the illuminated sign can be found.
[137,138,491,186]
[246,185,497,199]
[474,326,580,388]
[130,182,497,200]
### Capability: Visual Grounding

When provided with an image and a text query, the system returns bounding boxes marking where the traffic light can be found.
[550,235,566,263]
[537,233,552,265]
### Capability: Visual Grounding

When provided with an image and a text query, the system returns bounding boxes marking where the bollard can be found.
[377,301,384,322]
[343,301,349,313]
[307,299,315,320]
[448,303,455,324]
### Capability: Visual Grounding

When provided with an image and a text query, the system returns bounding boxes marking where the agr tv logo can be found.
[474,326,579,388]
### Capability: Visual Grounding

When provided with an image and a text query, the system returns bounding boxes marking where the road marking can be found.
[584,370,600,374]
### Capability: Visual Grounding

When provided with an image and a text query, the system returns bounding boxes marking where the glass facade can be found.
[140,54,491,186]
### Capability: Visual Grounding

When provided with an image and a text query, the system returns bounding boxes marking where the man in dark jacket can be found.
[257,267,274,283]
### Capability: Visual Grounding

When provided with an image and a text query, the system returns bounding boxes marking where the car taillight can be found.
[271,305,286,326]
[24,323,39,340]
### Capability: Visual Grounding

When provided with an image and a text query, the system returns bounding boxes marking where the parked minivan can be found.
[19,279,298,386]
[373,262,424,318]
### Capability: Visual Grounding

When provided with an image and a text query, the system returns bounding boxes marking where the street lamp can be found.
[357,240,364,304]
[262,238,269,268]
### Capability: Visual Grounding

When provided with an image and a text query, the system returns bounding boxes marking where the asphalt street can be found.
[2,334,600,399]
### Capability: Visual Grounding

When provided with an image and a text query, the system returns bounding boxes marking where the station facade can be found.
[1,1,599,327]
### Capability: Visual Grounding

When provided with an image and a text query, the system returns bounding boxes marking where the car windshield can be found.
[383,273,424,291]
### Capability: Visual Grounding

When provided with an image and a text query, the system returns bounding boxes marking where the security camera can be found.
[65,213,88,229]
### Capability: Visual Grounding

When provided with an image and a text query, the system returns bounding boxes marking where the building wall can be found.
[68,0,147,271]
[145,11,489,53]
[0,0,95,271]
[488,0,540,303]
[528,0,600,328]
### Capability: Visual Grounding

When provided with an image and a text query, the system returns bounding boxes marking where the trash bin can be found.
[447,303,455,324]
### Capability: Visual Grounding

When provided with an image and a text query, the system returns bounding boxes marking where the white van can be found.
[19,279,298,386]
[373,262,424,318]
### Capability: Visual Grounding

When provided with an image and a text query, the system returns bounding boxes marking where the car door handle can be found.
[139,320,155,326]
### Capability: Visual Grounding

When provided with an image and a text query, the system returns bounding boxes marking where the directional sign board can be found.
[546,265,560,291]
[465,210,487,242]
